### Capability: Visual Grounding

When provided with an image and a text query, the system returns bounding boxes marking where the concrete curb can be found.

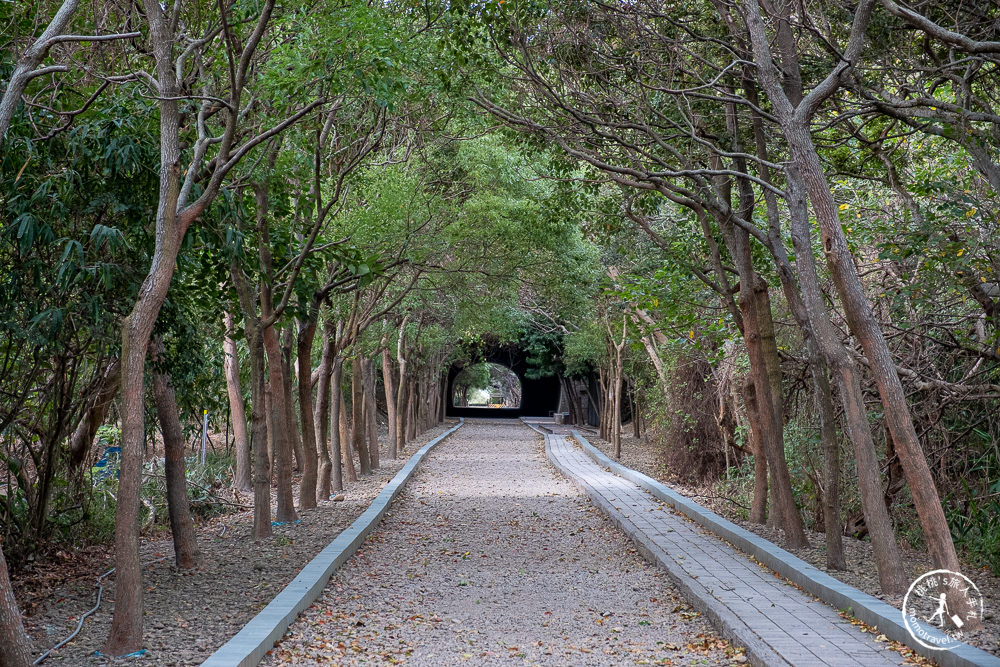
[201,419,465,667]
[569,429,1000,667]
[532,425,785,665]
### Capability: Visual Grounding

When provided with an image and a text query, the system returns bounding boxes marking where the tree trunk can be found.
[351,361,371,475]
[784,166,907,591]
[281,327,304,473]
[0,544,31,667]
[612,365,623,459]
[812,364,847,570]
[364,358,379,469]
[315,320,335,500]
[151,346,202,569]
[742,379,770,524]
[231,266,272,540]
[68,358,121,467]
[327,356,345,493]
[719,202,806,546]
[339,377,357,484]
[790,125,956,577]
[262,323,297,523]
[247,330,272,539]
[263,382,274,469]
[383,348,398,459]
[223,312,251,492]
[105,204,181,657]
[395,374,408,451]
[297,316,319,510]
[406,378,417,441]
[743,0,919,593]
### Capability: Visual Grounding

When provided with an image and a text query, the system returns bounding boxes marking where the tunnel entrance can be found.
[446,343,560,418]
[452,362,522,409]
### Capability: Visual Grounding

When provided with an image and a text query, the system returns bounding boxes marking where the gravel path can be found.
[265,419,737,666]
[26,424,451,666]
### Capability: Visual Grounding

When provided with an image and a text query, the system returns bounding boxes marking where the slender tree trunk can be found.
[597,367,606,439]
[0,544,31,667]
[68,358,120,467]
[315,321,335,500]
[742,379,770,524]
[786,166,907,591]
[231,266,272,539]
[744,0,924,592]
[281,327,304,473]
[439,371,448,422]
[364,358,379,469]
[383,348,398,458]
[612,364,623,459]
[327,357,344,493]
[151,346,202,569]
[395,317,410,449]
[262,324,297,523]
[339,377,357,484]
[406,378,417,441]
[351,361,370,475]
[720,211,806,546]
[264,383,274,470]
[395,374,408,451]
[791,127,957,576]
[297,316,318,510]
[247,331,271,539]
[105,197,181,657]
[223,312,251,492]
[813,364,846,570]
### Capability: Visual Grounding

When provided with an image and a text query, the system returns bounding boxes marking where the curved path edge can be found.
[201,419,465,667]
[563,426,1000,667]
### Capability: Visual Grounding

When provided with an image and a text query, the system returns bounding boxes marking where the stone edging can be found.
[201,419,465,667]
[568,428,1000,667]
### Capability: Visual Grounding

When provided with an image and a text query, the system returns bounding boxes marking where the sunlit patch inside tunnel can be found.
[451,362,522,409]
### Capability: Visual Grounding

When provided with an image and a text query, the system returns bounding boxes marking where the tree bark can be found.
[151,344,202,569]
[383,348,398,459]
[231,265,272,540]
[744,0,934,592]
[327,356,345,493]
[812,364,847,570]
[406,377,417,441]
[351,360,371,475]
[262,323,297,523]
[719,210,806,546]
[314,320,335,500]
[338,376,357,484]
[68,358,121,467]
[297,316,319,510]
[223,312,251,492]
[364,357,379,469]
[742,378,770,524]
[281,327,305,473]
[786,167,905,590]
[0,543,31,667]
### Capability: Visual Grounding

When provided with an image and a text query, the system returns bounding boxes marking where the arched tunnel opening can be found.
[445,344,561,418]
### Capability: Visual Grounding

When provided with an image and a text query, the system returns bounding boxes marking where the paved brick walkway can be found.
[545,431,905,666]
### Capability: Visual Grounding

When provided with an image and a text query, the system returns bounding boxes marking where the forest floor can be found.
[18,423,451,666]
[262,419,739,666]
[585,429,1000,659]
